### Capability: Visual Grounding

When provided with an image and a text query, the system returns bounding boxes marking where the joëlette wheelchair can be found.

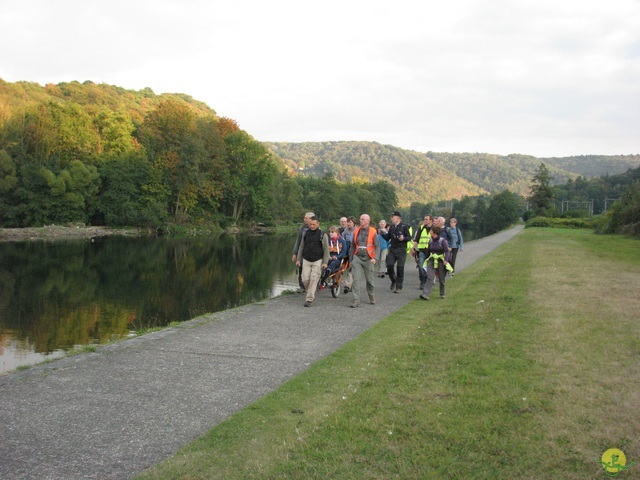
[321,257,350,298]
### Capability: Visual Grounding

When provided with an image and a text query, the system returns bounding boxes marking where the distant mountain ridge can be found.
[265,141,640,205]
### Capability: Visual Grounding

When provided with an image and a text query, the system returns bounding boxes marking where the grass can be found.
[136,228,640,480]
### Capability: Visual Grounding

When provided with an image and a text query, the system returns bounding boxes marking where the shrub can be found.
[525,216,593,229]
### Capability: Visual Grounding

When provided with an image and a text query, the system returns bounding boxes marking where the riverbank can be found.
[0,225,144,242]
[0,223,300,242]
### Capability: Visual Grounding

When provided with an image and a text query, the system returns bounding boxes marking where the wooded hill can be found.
[1,78,638,230]
[265,142,640,205]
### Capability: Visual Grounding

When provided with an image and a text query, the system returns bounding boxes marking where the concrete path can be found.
[0,225,524,479]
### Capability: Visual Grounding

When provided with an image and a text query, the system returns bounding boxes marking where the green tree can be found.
[93,108,137,157]
[529,163,554,216]
[270,173,304,222]
[451,196,476,228]
[474,196,489,235]
[485,190,521,234]
[603,180,640,235]
[0,150,18,225]
[223,131,277,224]
[96,153,167,226]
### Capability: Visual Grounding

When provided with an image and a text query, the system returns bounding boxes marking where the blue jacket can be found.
[447,226,464,249]
[377,233,390,250]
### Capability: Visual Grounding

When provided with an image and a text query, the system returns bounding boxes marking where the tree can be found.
[216,116,240,138]
[529,163,554,216]
[451,196,475,228]
[93,108,137,157]
[0,150,18,225]
[96,153,167,226]
[603,180,640,235]
[485,190,521,234]
[222,131,277,224]
[137,100,226,221]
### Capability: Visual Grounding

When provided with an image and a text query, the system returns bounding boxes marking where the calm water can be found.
[0,234,299,373]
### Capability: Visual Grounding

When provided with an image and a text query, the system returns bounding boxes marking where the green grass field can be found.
[137,228,640,480]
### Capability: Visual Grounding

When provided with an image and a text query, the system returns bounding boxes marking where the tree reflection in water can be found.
[0,234,298,372]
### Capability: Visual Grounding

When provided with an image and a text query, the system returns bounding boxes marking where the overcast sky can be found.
[2,0,640,157]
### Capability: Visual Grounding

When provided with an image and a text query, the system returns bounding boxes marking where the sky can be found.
[2,0,640,158]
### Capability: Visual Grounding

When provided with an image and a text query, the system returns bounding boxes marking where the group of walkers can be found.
[291,211,463,307]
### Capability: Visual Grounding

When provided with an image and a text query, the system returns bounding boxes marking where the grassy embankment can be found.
[137,228,640,480]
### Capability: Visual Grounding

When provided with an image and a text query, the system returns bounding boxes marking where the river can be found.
[0,234,299,373]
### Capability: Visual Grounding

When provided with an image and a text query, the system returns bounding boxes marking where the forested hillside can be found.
[1,78,638,230]
[0,79,287,227]
[267,142,640,200]
[0,79,396,228]
[264,141,486,205]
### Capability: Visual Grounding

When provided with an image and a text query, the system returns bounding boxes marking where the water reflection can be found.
[0,234,298,372]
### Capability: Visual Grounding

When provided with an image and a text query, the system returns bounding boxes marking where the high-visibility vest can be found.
[353,226,377,259]
[415,225,431,250]
[423,253,454,272]
[406,226,414,253]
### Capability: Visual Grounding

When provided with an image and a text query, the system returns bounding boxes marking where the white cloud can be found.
[1,0,639,157]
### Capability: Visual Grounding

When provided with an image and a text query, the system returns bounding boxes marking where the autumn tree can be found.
[216,116,240,138]
[137,100,226,221]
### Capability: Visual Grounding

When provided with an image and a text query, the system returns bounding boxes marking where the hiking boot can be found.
[350,300,360,308]
[440,295,446,299]
[420,294,430,301]
[369,295,376,305]
[394,287,402,293]
[390,281,396,291]
[304,301,312,307]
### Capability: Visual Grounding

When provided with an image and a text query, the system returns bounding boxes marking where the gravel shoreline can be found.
[0,225,143,242]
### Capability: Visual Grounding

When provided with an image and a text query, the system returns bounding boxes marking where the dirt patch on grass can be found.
[529,234,640,474]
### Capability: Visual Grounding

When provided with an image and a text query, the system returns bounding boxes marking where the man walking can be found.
[349,214,380,308]
[291,212,315,292]
[296,216,329,307]
[412,214,433,289]
[382,211,411,293]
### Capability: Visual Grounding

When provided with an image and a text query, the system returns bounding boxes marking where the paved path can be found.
[0,225,524,479]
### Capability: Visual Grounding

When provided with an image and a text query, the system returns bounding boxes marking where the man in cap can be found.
[381,211,411,293]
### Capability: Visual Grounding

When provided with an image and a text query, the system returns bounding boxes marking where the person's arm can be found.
[443,239,451,263]
[458,228,464,251]
[372,229,380,263]
[292,228,303,261]
[336,238,347,260]
[322,233,330,268]
[296,235,305,266]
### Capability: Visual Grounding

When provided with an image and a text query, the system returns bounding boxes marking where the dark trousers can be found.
[297,264,305,290]
[386,246,407,288]
[450,248,459,271]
